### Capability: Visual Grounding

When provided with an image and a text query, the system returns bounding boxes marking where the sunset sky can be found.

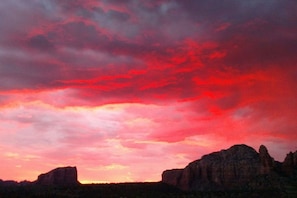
[0,0,296,183]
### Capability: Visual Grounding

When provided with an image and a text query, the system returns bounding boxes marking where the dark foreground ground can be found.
[0,181,297,198]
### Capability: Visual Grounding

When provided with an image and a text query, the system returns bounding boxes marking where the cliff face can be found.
[36,166,79,186]
[163,145,263,190]
[162,144,295,191]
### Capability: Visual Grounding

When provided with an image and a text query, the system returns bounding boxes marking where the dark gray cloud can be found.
[0,0,296,104]
[28,35,55,51]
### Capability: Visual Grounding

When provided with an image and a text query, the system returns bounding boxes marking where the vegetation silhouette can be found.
[1,181,297,198]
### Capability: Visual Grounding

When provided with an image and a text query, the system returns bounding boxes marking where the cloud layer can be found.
[0,0,296,182]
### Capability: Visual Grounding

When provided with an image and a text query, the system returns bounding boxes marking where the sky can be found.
[0,0,296,183]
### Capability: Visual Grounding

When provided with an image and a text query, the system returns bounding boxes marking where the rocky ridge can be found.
[162,144,297,191]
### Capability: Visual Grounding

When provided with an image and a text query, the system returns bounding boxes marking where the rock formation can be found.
[36,166,79,186]
[162,144,297,191]
[162,169,183,186]
[259,145,274,174]
[282,151,297,175]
